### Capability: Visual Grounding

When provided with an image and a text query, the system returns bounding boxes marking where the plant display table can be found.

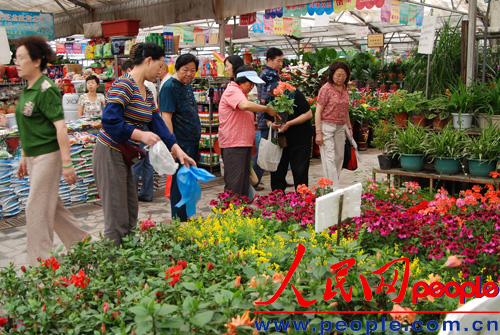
[372,167,498,195]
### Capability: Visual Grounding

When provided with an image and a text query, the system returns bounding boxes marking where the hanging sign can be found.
[400,2,410,25]
[183,27,194,43]
[73,42,82,54]
[195,34,205,46]
[356,0,384,10]
[356,26,370,39]
[334,0,346,13]
[292,17,302,36]
[273,17,284,35]
[307,1,334,16]
[265,8,283,19]
[253,13,264,33]
[390,0,401,24]
[224,25,249,39]
[416,5,424,26]
[264,17,274,34]
[0,10,54,40]
[173,26,184,42]
[408,4,417,26]
[380,0,391,22]
[367,33,384,48]
[64,43,74,54]
[56,42,65,54]
[284,5,308,16]
[240,13,257,25]
[418,15,437,54]
[283,17,293,35]
[208,33,218,45]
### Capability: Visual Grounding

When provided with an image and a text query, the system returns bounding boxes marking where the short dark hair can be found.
[327,61,351,86]
[121,60,134,73]
[130,43,164,66]
[16,35,56,72]
[85,74,100,85]
[234,65,253,85]
[175,54,199,72]
[266,47,283,61]
[224,55,244,74]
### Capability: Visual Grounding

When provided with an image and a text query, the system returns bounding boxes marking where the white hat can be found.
[236,71,265,84]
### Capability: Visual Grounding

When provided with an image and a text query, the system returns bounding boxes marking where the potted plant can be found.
[349,103,378,151]
[403,91,429,128]
[390,122,429,172]
[425,124,467,174]
[478,78,500,129]
[372,120,398,169]
[363,60,381,90]
[378,64,389,93]
[379,89,408,127]
[464,124,500,177]
[447,81,485,130]
[427,95,451,129]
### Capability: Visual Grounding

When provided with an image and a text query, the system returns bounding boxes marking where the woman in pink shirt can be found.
[315,61,353,188]
[219,66,277,197]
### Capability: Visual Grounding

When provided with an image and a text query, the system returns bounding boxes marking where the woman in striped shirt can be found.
[93,43,196,246]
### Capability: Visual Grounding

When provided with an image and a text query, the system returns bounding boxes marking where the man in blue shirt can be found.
[253,48,284,189]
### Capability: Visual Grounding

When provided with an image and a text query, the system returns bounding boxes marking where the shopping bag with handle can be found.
[257,128,283,172]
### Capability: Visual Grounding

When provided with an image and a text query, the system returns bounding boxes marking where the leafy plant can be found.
[425,124,467,159]
[301,47,338,72]
[372,120,397,153]
[379,89,408,117]
[403,91,430,116]
[464,124,500,162]
[390,122,430,155]
[427,96,452,121]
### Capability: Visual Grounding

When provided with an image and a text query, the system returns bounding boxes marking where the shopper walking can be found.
[77,75,105,119]
[315,61,353,188]
[93,43,195,246]
[14,35,88,265]
[159,54,201,222]
[219,66,278,197]
[253,48,284,189]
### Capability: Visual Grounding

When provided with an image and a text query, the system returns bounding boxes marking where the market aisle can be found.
[0,149,380,269]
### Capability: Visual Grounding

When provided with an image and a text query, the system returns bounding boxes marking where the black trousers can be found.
[221,147,252,197]
[271,139,312,192]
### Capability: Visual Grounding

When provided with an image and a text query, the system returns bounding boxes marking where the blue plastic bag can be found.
[175,166,216,217]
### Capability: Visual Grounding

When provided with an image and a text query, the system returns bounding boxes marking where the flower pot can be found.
[379,84,388,93]
[400,154,425,172]
[433,117,450,130]
[477,113,490,129]
[357,121,369,151]
[244,53,252,64]
[394,112,409,128]
[367,80,378,90]
[377,154,393,170]
[468,159,497,177]
[451,113,473,130]
[412,114,427,128]
[435,157,461,175]
[389,84,399,91]
[276,111,289,125]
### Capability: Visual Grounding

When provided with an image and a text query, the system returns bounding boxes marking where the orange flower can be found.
[444,255,462,268]
[318,178,334,188]
[234,276,241,288]
[224,310,257,335]
[472,185,482,193]
[389,304,416,324]
[490,171,499,178]
[248,275,269,288]
[272,272,285,284]
[423,273,442,285]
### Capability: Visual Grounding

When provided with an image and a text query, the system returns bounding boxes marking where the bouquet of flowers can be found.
[267,81,297,124]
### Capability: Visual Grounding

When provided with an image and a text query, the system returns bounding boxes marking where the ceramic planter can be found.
[468,159,497,177]
[394,112,409,128]
[478,113,500,129]
[377,154,393,170]
[435,157,461,175]
[451,113,473,130]
[400,153,425,172]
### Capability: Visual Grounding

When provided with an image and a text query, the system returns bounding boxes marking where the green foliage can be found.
[301,47,338,72]
[464,124,500,162]
[390,122,430,155]
[372,121,397,152]
[425,124,468,159]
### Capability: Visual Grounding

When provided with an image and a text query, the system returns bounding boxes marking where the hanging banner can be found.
[283,17,293,35]
[408,4,417,26]
[346,0,357,11]
[73,42,82,54]
[195,34,205,46]
[307,1,334,16]
[273,17,284,35]
[253,13,264,33]
[240,13,257,25]
[183,27,194,43]
[380,0,391,22]
[390,0,401,24]
[418,15,437,54]
[356,0,384,10]
[334,0,346,13]
[292,17,302,36]
[225,25,248,39]
[416,5,424,26]
[208,33,218,45]
[56,42,65,54]
[284,5,308,16]
[265,8,283,19]
[264,17,274,34]
[400,2,409,25]
[173,26,184,42]
[64,43,74,54]
[0,10,54,40]
[367,33,384,48]
[193,27,203,36]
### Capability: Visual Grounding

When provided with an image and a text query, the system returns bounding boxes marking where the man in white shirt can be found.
[158,61,172,93]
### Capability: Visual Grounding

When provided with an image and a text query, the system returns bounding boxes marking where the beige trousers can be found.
[319,121,346,188]
[26,150,88,266]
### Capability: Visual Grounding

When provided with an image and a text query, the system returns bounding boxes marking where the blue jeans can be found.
[252,128,269,186]
[170,142,199,222]
[133,143,154,201]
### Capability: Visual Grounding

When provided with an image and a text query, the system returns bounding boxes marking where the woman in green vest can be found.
[15,35,88,266]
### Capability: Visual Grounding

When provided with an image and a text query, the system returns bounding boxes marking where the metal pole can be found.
[426,54,431,98]
[481,0,491,84]
[466,0,477,84]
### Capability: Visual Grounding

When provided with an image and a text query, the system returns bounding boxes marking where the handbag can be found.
[117,141,147,166]
[257,128,283,172]
[342,138,358,171]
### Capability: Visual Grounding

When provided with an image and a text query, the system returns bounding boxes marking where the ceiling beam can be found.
[66,0,93,11]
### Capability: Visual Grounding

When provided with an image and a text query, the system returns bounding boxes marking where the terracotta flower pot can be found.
[379,84,388,93]
[433,117,450,130]
[394,112,409,128]
[412,114,427,128]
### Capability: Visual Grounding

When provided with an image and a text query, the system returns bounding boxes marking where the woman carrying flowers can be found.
[218,66,278,197]
[315,61,353,188]
[264,78,313,191]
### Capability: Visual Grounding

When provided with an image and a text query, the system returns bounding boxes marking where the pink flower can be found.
[444,255,462,268]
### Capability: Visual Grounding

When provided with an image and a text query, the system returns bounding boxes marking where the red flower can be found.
[70,270,89,288]
[21,266,26,272]
[103,302,110,314]
[165,265,183,286]
[140,214,156,232]
[0,317,7,328]
[42,256,60,270]
[59,275,71,287]
[176,260,188,269]
[207,262,215,271]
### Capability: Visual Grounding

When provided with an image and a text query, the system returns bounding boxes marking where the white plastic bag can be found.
[257,128,282,172]
[148,141,178,175]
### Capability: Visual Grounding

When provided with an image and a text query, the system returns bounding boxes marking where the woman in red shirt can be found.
[314,61,353,188]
